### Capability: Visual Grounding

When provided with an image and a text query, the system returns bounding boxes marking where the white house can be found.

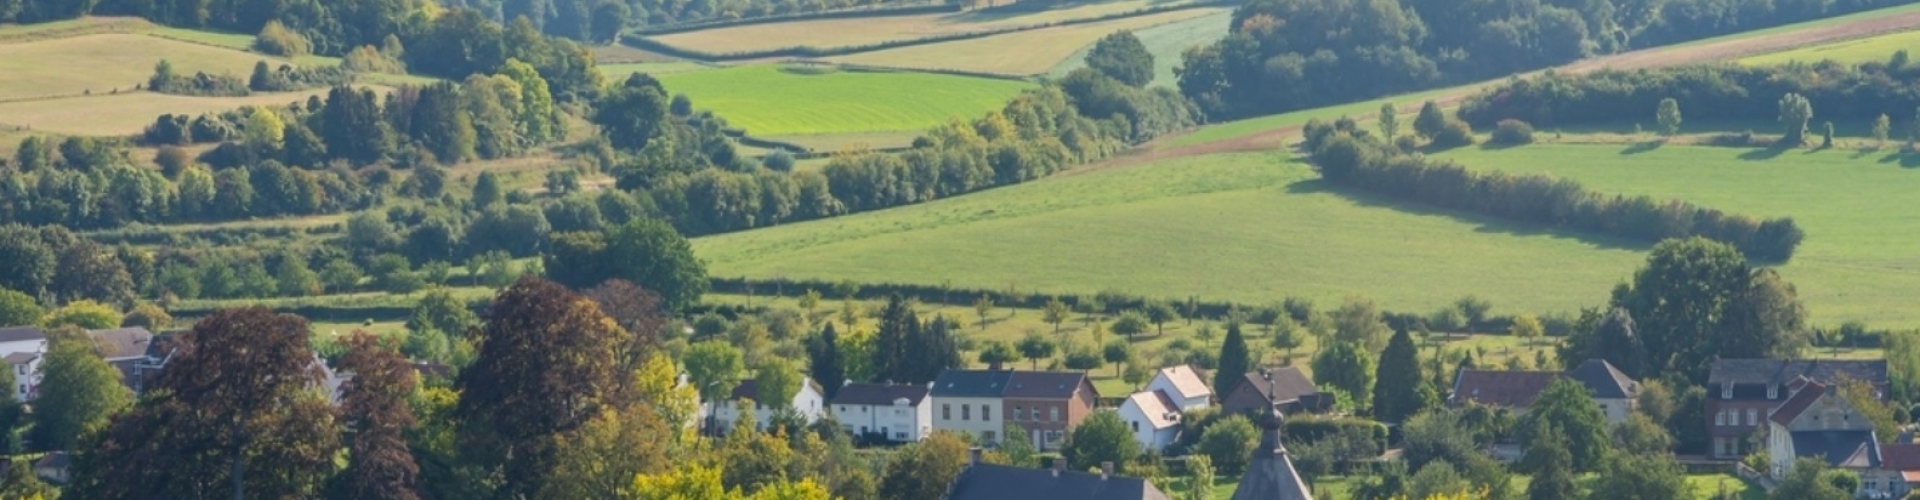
[931,369,1016,444]
[704,376,826,432]
[0,326,48,401]
[830,382,932,443]
[1145,365,1212,411]
[1763,380,1909,499]
[1117,390,1182,451]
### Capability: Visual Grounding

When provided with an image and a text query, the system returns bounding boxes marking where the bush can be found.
[1429,120,1476,149]
[1490,119,1534,145]
[1393,134,1420,153]
[1284,416,1388,455]
[252,20,311,58]
[762,150,795,172]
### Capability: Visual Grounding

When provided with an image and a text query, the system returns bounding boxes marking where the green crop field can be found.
[646,0,1202,54]
[655,64,1031,136]
[1740,28,1920,66]
[826,8,1223,75]
[0,33,280,101]
[693,151,1659,320]
[600,61,717,77]
[1046,9,1230,88]
[1436,142,1920,328]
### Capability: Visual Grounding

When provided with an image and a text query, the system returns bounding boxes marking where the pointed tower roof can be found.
[1229,371,1314,500]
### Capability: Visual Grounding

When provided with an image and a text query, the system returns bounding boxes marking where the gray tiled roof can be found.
[947,463,1170,500]
[1791,430,1881,469]
[87,327,153,360]
[831,383,929,406]
[0,326,45,344]
[1234,367,1318,403]
[1567,359,1637,399]
[932,370,1017,398]
[1005,371,1090,399]
[1709,359,1887,386]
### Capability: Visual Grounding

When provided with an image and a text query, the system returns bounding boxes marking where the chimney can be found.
[968,447,982,466]
[1052,457,1066,477]
[1100,461,1113,480]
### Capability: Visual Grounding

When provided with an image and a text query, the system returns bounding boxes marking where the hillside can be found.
[654,64,1032,137]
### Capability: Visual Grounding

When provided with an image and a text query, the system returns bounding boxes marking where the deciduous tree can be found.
[1062,411,1139,472]
[1145,300,1180,336]
[1044,296,1069,333]
[29,327,131,450]
[1085,30,1154,87]
[1103,339,1132,377]
[1379,102,1399,139]
[1312,341,1375,410]
[0,288,43,327]
[1197,415,1258,474]
[1518,378,1609,471]
[1018,331,1056,370]
[336,332,424,500]
[1657,98,1682,136]
[1779,93,1813,145]
[878,432,968,500]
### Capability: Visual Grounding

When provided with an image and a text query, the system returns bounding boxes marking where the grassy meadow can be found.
[0,87,360,136]
[1433,141,1920,328]
[825,8,1223,75]
[600,61,717,77]
[1046,9,1230,88]
[693,150,1657,320]
[655,64,1032,136]
[645,0,1202,54]
[0,33,277,101]
[1740,28,1920,66]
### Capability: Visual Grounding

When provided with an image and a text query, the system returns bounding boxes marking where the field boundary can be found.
[630,2,960,36]
[623,0,1235,61]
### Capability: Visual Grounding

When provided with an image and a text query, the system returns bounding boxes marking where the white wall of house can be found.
[834,397,931,443]
[705,380,826,431]
[1115,399,1179,451]
[1594,397,1634,425]
[1145,372,1209,411]
[0,338,45,401]
[932,396,1003,444]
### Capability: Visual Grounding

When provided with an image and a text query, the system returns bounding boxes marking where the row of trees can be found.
[1174,0,1910,119]
[1305,115,1805,261]
[1459,57,1920,130]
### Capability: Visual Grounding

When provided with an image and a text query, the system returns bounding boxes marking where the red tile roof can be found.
[1882,443,1920,471]
[1769,381,1828,426]
[1451,370,1559,408]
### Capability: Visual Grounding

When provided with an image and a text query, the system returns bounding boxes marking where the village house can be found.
[0,325,47,401]
[85,326,152,389]
[930,369,1100,449]
[830,382,932,443]
[1448,359,1639,425]
[1116,389,1182,451]
[1763,379,1911,499]
[1143,365,1211,411]
[931,369,1015,444]
[1220,367,1323,416]
[944,448,1170,500]
[1709,359,1887,459]
[703,377,826,432]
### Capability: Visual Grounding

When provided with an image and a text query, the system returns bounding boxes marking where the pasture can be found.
[692,151,1656,321]
[826,8,1223,75]
[655,64,1031,136]
[1046,9,1231,88]
[646,0,1202,54]
[1436,142,1920,328]
[600,61,717,77]
[0,87,363,136]
[1739,28,1920,66]
[0,33,277,101]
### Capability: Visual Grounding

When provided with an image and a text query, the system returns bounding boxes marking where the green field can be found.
[826,8,1222,75]
[655,64,1032,136]
[693,151,1653,319]
[1046,9,1230,88]
[646,0,1203,54]
[1741,28,1920,66]
[1436,142,1920,328]
[0,33,278,101]
[600,61,717,77]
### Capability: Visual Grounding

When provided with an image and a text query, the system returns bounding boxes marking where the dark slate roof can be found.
[932,369,1016,398]
[1710,359,1888,386]
[946,463,1170,500]
[141,333,183,361]
[729,378,822,402]
[2,352,36,364]
[1006,371,1091,399]
[1791,430,1881,469]
[1451,370,1558,408]
[1234,367,1319,403]
[1882,444,1920,471]
[1770,382,1828,426]
[832,383,929,406]
[0,325,45,344]
[1567,359,1637,399]
[87,327,153,360]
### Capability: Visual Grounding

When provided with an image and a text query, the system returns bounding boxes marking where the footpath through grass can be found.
[655,64,1031,136]
[693,151,1650,318]
[1437,141,1920,327]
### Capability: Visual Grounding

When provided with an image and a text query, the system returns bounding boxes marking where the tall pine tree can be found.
[809,322,846,400]
[1214,323,1251,395]
[906,315,962,384]
[872,295,918,384]
[1373,327,1437,422]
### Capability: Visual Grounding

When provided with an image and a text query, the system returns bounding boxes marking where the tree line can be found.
[1174,0,1911,120]
[1460,55,1920,131]
[1304,115,1805,261]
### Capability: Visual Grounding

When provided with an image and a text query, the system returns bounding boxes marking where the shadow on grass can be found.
[1618,141,1663,155]
[1736,145,1793,161]
[1282,179,1651,253]
[1878,150,1920,168]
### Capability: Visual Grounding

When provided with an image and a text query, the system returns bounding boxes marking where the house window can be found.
[983,431,996,443]
[1715,410,1726,426]
[1722,384,1732,399]
[1747,409,1756,426]
[895,432,907,440]
[1131,421,1139,432]
[984,405,992,421]
[963,404,971,421]
[943,404,951,420]
[1015,406,1024,421]
[1768,386,1778,399]
[861,406,868,413]
[1050,406,1060,422]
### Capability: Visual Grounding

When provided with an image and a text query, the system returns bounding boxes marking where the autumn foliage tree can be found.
[68,306,341,499]
[334,331,424,500]
[455,276,632,498]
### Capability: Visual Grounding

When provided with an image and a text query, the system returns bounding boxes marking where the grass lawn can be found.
[1168,84,1470,147]
[1436,142,1920,328]
[693,150,1655,322]
[0,33,281,101]
[1740,28,1920,66]
[646,0,1202,54]
[1687,473,1766,500]
[761,130,924,152]
[1046,9,1230,88]
[599,61,717,77]
[0,86,371,136]
[826,8,1224,76]
[655,64,1031,136]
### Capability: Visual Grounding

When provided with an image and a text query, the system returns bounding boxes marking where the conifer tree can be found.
[1214,323,1252,394]
[1373,327,1436,422]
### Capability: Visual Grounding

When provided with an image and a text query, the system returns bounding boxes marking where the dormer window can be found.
[1722,383,1732,400]
[1768,385,1778,399]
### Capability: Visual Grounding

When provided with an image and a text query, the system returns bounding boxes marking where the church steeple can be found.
[1229,369,1314,500]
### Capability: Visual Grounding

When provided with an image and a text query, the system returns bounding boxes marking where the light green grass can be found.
[1168,84,1468,147]
[827,8,1222,75]
[1436,142,1920,328]
[655,64,1031,136]
[1687,473,1766,500]
[1671,2,1920,50]
[142,26,255,50]
[0,33,278,101]
[762,131,923,152]
[1046,9,1230,88]
[1740,28,1920,66]
[693,151,1653,320]
[647,0,1202,54]
[600,61,717,77]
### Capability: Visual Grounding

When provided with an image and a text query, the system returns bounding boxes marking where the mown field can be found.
[0,33,275,101]
[0,86,371,136]
[1436,141,1920,327]
[646,0,1201,54]
[655,64,1031,137]
[692,151,1656,320]
[1046,9,1230,88]
[1740,28,1920,65]
[825,8,1223,75]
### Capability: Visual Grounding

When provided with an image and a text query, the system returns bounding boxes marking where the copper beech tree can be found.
[337,331,424,500]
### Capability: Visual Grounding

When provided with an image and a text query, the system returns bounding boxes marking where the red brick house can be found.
[1707,359,1888,459]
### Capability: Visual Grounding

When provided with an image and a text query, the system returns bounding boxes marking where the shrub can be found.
[1490,119,1534,145]
[252,20,311,58]
[1430,120,1476,149]
[762,150,796,172]
[342,45,406,74]
[1393,134,1420,153]
[1284,416,1388,455]
[154,146,193,178]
